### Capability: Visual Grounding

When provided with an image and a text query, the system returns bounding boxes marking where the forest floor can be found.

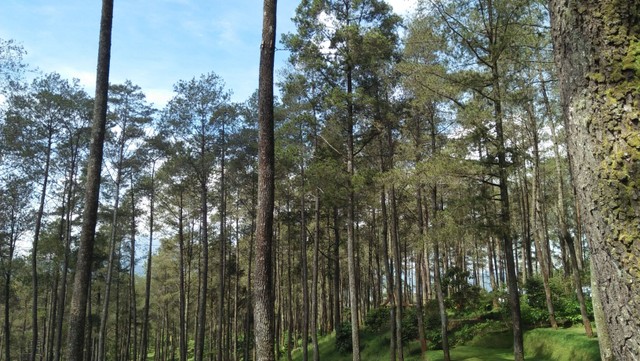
[284,325,600,361]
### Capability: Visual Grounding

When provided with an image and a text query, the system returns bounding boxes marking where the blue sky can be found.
[0,0,414,107]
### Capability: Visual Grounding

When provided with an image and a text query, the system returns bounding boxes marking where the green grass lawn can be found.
[284,326,599,361]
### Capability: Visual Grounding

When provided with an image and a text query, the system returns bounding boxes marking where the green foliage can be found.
[548,275,594,325]
[335,321,353,353]
[365,306,390,332]
[401,307,419,342]
[519,295,550,327]
[452,320,506,347]
[523,277,546,310]
[442,266,482,312]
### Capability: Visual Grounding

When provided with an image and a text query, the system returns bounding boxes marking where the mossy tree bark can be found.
[550,1,640,358]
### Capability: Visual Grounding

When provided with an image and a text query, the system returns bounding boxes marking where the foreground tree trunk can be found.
[65,0,113,359]
[550,1,640,358]
[254,0,277,359]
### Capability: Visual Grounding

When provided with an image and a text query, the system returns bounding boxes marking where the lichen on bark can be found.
[550,0,640,359]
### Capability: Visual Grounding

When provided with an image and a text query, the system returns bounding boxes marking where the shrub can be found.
[365,306,390,332]
[335,321,352,353]
[523,277,546,309]
[519,296,550,327]
[401,307,419,342]
[442,267,483,312]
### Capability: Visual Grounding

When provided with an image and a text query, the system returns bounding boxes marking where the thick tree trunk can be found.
[65,0,113,358]
[550,1,640,358]
[254,0,277,358]
[590,261,613,360]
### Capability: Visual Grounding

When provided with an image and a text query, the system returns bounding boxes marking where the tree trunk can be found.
[415,188,428,358]
[218,124,227,361]
[195,175,209,361]
[526,104,558,329]
[244,215,255,361]
[332,207,341,333]
[312,188,321,361]
[431,185,450,361]
[428,117,450,361]
[31,128,53,361]
[378,135,397,361]
[300,125,309,361]
[65,0,113,358]
[383,114,404,360]
[590,261,613,360]
[98,142,126,361]
[309,110,322,346]
[491,63,524,361]
[541,75,593,336]
[550,1,640,357]
[254,0,277,358]
[140,163,155,361]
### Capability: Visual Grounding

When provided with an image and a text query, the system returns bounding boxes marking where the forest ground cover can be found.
[285,325,600,361]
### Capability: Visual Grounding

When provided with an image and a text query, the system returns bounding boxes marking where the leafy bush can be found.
[401,307,419,342]
[442,267,483,312]
[423,300,444,349]
[519,295,550,327]
[555,295,593,325]
[523,277,546,309]
[335,321,352,353]
[365,307,390,332]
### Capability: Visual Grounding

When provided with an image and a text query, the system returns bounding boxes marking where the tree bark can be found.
[140,163,156,361]
[254,0,277,359]
[332,207,341,333]
[550,1,640,358]
[31,128,53,361]
[386,123,404,361]
[65,0,113,358]
[300,125,309,361]
[218,123,227,361]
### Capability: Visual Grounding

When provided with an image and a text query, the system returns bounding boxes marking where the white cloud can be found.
[386,0,418,15]
[57,66,96,91]
[145,88,175,108]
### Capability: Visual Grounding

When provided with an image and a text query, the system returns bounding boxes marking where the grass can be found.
[523,326,601,361]
[283,326,600,361]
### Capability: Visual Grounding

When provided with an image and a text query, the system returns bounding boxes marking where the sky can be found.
[0,0,417,108]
